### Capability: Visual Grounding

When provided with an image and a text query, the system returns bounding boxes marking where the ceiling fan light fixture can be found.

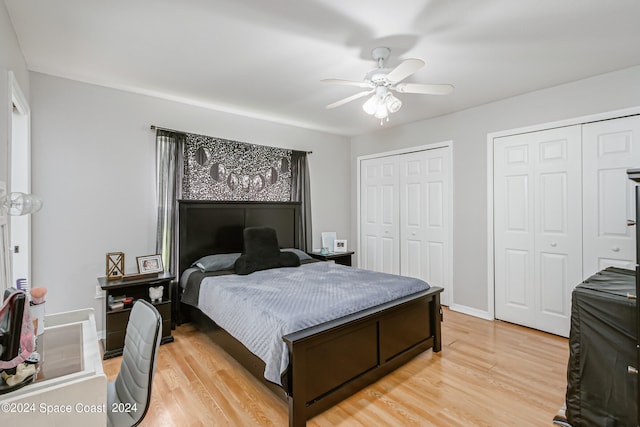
[374,103,389,119]
[385,94,402,113]
[362,94,379,115]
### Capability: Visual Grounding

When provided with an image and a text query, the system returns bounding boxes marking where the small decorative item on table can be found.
[149,286,164,303]
[106,252,124,281]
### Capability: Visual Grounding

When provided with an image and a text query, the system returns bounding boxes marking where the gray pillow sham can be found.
[192,253,241,272]
[280,248,312,261]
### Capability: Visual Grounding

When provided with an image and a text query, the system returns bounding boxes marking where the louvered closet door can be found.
[399,149,451,306]
[360,156,400,274]
[495,126,582,336]
[583,115,640,276]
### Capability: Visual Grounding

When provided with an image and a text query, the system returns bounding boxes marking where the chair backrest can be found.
[114,299,162,425]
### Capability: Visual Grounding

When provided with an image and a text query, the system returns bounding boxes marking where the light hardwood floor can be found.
[103,307,569,426]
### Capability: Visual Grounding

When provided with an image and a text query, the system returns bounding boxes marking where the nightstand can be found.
[98,272,174,359]
[307,251,355,266]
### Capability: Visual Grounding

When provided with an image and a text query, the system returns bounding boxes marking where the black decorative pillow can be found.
[234,226,300,275]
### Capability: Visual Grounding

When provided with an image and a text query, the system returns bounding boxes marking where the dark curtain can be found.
[155,130,185,274]
[291,151,312,251]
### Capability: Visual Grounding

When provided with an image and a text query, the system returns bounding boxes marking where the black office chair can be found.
[107,300,162,427]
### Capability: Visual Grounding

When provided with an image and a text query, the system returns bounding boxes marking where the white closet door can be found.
[360,156,400,274]
[533,126,582,337]
[494,126,582,336]
[399,148,451,306]
[583,115,640,276]
[494,134,536,329]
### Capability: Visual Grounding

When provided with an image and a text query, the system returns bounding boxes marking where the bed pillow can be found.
[280,248,312,261]
[191,253,240,272]
[235,227,300,275]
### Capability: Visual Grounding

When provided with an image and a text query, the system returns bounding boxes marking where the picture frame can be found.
[321,231,337,254]
[136,254,163,274]
[333,239,347,253]
[106,252,125,281]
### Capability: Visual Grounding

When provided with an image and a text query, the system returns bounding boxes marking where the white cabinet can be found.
[493,115,640,337]
[360,146,452,305]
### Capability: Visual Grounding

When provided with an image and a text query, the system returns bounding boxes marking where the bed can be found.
[177,200,443,427]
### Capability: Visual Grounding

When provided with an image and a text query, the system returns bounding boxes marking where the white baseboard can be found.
[448,304,494,321]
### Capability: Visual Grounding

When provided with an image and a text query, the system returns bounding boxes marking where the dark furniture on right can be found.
[307,250,354,266]
[565,267,636,426]
[562,169,640,426]
[629,168,640,427]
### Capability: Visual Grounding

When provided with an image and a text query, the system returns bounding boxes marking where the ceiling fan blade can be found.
[321,78,373,88]
[326,89,374,109]
[394,83,454,95]
[385,58,425,84]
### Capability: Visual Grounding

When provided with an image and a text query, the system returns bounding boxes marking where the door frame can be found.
[357,141,454,305]
[486,106,640,321]
[8,71,32,286]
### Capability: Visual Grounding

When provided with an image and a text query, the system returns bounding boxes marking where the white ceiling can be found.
[5,0,640,136]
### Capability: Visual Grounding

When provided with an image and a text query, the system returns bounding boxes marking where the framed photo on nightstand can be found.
[137,254,164,274]
[334,239,347,253]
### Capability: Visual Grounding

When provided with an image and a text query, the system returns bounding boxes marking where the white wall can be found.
[350,65,640,317]
[29,72,350,332]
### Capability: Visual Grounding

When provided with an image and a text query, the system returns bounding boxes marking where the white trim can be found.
[357,141,452,162]
[448,304,493,321]
[8,71,33,287]
[9,71,30,115]
[356,141,454,305]
[486,106,640,323]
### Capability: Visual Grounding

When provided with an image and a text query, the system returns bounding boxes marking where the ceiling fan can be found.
[322,47,454,124]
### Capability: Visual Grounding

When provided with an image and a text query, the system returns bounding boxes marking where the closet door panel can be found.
[360,157,400,274]
[583,115,640,276]
[400,152,427,281]
[494,135,536,327]
[424,149,451,305]
[533,126,582,337]
[399,148,451,305]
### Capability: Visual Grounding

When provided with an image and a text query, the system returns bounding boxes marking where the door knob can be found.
[628,219,636,226]
[411,232,416,236]
[612,247,620,252]
[550,242,557,247]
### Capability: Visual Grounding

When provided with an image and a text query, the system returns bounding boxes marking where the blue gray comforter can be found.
[196,261,431,385]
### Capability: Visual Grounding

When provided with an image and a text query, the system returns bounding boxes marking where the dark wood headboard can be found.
[177,200,301,276]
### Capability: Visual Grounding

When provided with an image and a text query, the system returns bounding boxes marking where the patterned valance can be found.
[182,133,292,201]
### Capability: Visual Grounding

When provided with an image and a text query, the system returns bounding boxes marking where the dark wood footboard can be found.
[181,286,442,427]
[282,286,443,427]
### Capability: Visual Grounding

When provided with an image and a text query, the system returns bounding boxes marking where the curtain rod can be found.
[150,125,312,154]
